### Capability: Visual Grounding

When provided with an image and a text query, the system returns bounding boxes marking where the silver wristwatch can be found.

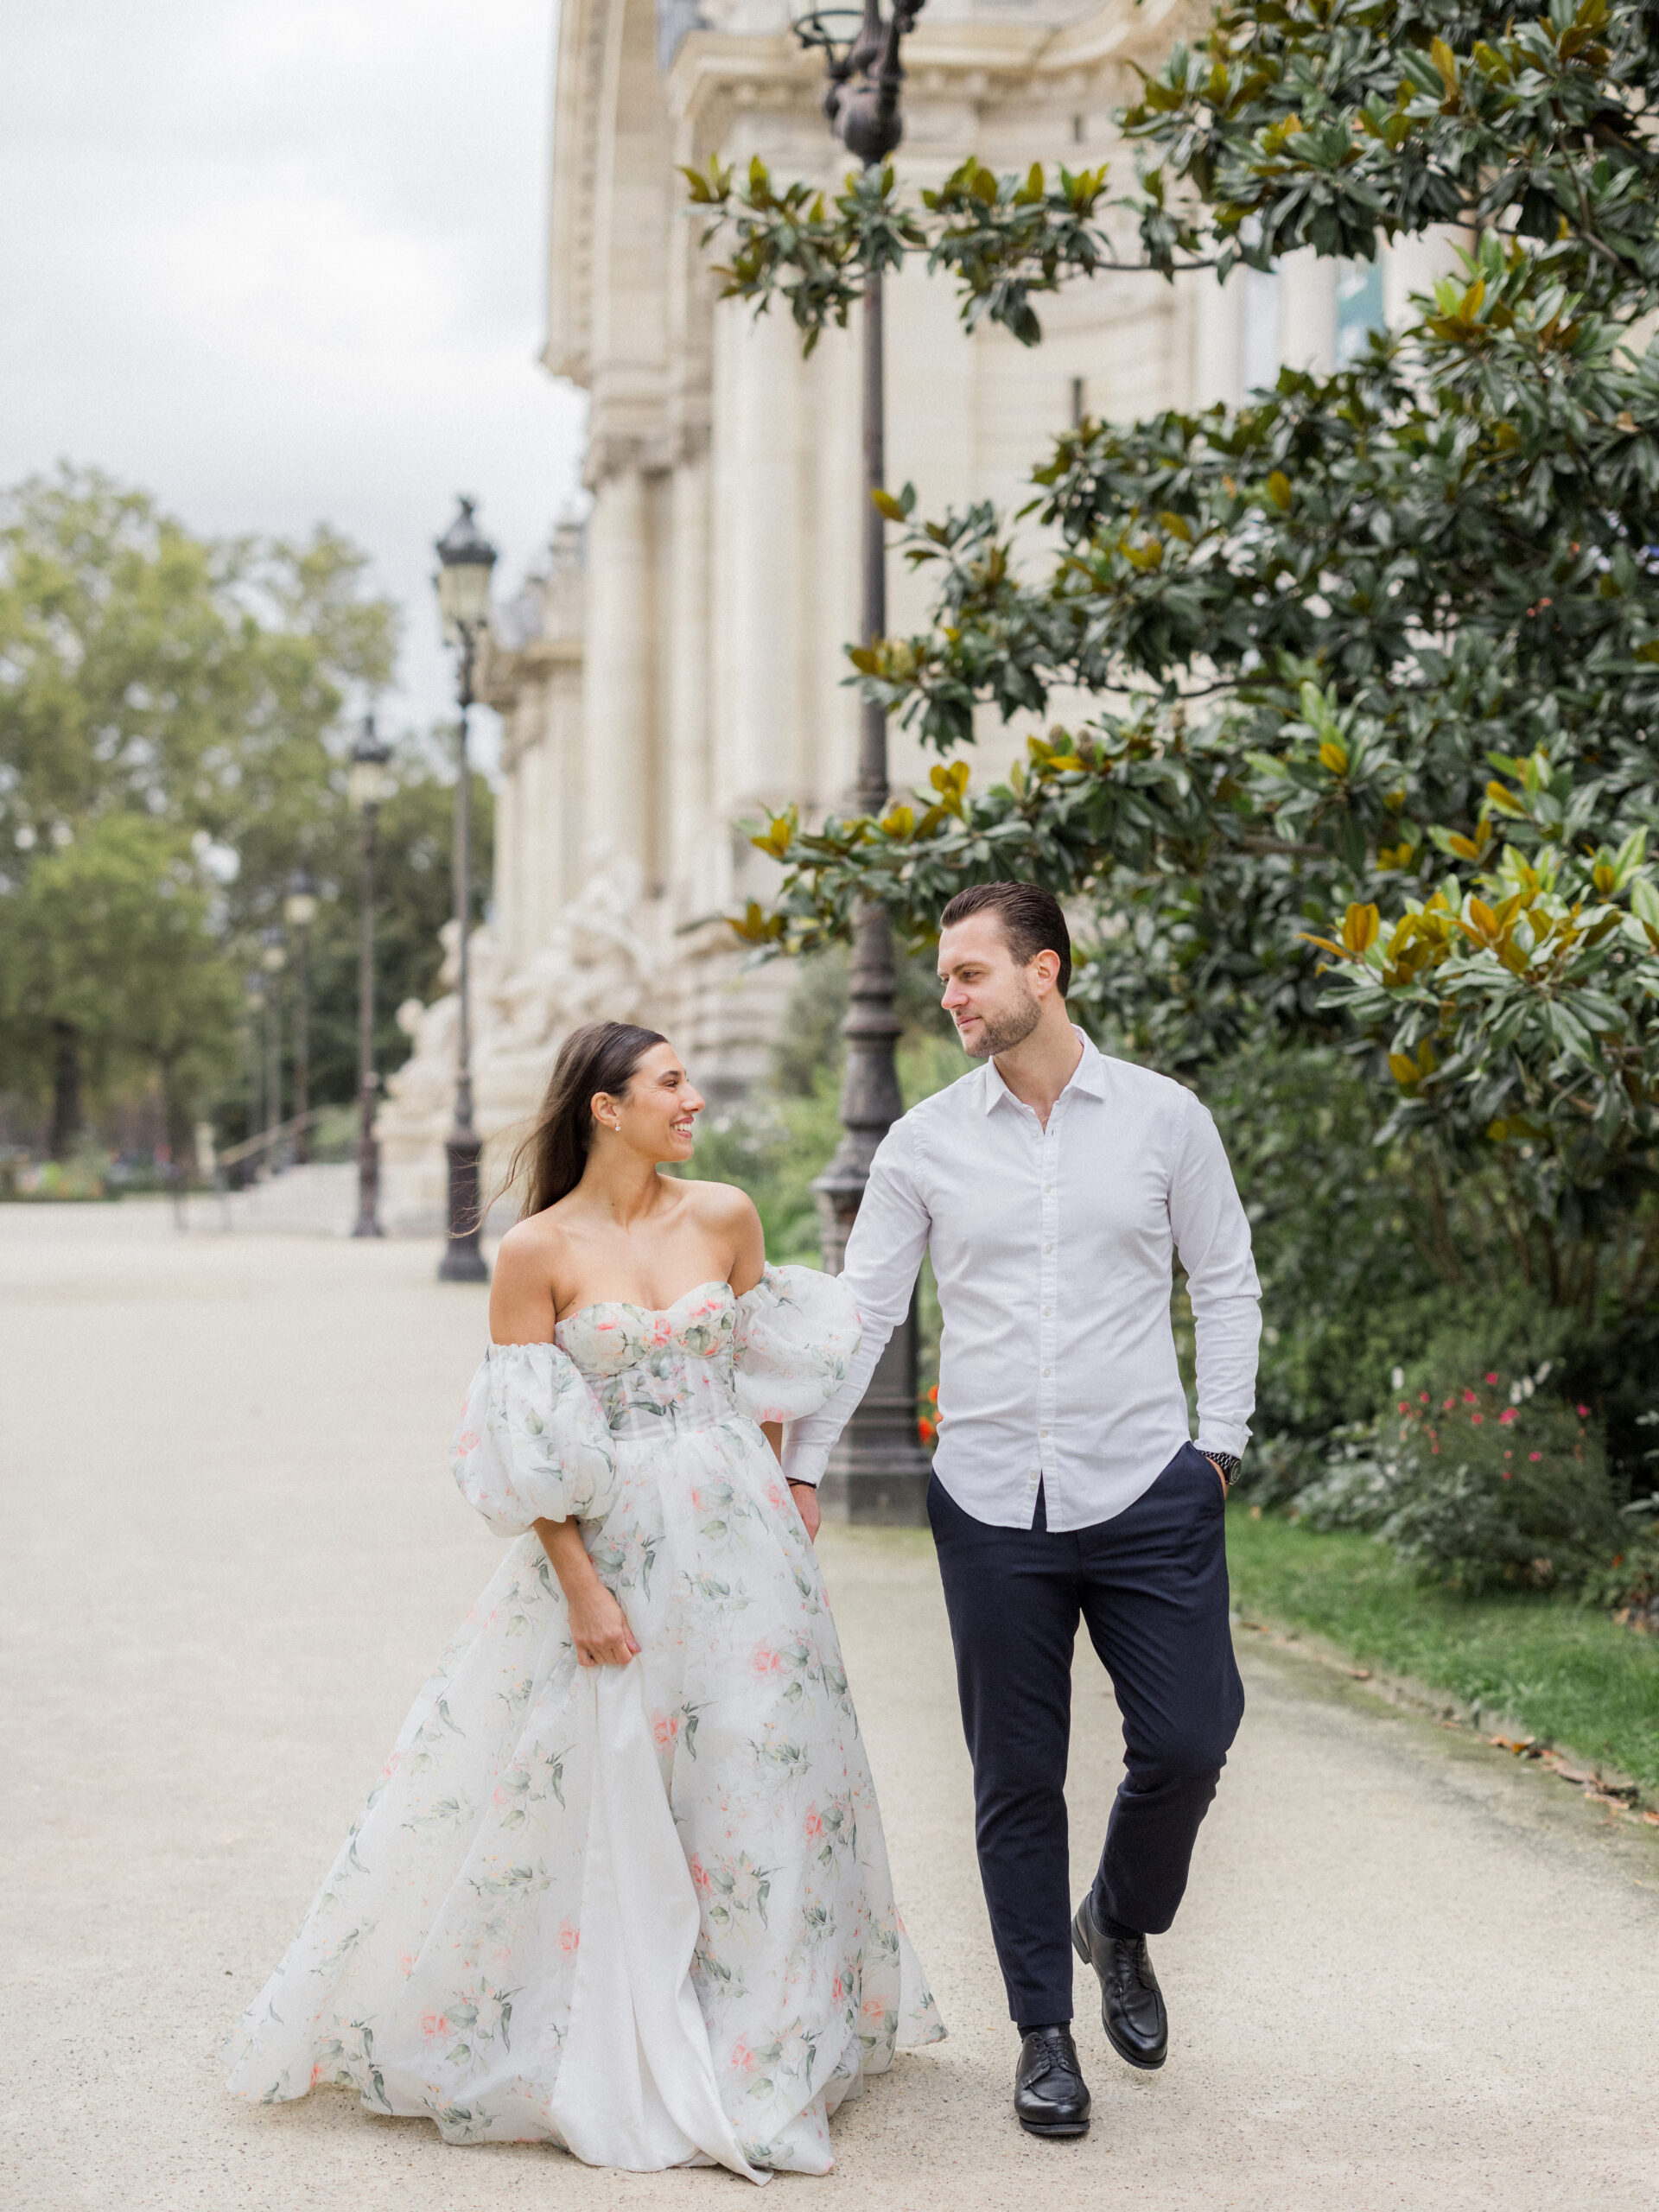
[1205,1450,1242,1485]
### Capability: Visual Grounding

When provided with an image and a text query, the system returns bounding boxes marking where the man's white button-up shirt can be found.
[784,1030,1262,1532]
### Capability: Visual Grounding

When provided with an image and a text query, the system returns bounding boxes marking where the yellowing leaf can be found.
[1340,901,1380,955]
[1267,470,1292,511]
[1389,1052,1421,1087]
[1319,739,1350,776]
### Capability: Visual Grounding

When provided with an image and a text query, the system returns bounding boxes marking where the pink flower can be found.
[1484,1371,1498,1385]
[1442,1396,1456,1412]
[1529,1451,1542,1463]
[804,1809,823,1840]
[832,1974,844,2004]
[1420,1391,1430,1404]
[652,1713,680,1749]
[1498,1408,1516,1425]
[751,1644,784,1676]
[861,1999,887,2024]
[731,2037,756,2072]
[559,1920,580,1956]
[1462,1389,1478,1405]
[454,1430,480,1455]
[420,2012,452,2041]
[1471,1412,1484,1426]
[689,1854,709,1890]
[1398,1400,1410,1414]
[1577,1403,1591,1418]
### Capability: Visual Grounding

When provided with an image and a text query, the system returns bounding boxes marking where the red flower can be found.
[1462,1389,1478,1405]
[1577,1403,1591,1419]
[918,1417,937,1443]
[1529,1451,1542,1463]
[1420,1391,1430,1404]
[1398,1400,1410,1414]
[1484,1371,1498,1385]
[1471,1412,1484,1426]
[1497,1408,1516,1425]
[927,1384,939,1405]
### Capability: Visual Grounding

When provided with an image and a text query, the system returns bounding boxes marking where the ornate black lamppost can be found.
[792,0,931,1522]
[283,868,319,1162]
[433,496,496,1285]
[347,713,394,1238]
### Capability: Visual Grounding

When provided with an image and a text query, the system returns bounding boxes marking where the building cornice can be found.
[666,0,1192,119]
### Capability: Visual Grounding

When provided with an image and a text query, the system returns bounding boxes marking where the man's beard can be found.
[958,984,1042,1058]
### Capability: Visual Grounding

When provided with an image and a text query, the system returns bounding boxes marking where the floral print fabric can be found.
[225,1263,944,2176]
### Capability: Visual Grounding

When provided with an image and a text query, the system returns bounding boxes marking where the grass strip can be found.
[1226,1505,1659,1796]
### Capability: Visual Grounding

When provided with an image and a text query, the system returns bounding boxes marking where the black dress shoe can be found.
[1013,2025,1091,2137]
[1071,1891,1168,2069]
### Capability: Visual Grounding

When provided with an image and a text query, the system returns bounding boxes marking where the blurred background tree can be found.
[0,466,491,1160]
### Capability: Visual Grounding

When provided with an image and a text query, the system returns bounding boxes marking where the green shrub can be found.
[1294,1365,1622,1595]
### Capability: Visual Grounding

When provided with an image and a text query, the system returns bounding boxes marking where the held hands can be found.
[567,1576,640,1669]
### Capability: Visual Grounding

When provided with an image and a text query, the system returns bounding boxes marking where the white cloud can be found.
[1,0,587,760]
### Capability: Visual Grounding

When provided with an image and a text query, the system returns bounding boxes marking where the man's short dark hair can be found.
[939,881,1071,997]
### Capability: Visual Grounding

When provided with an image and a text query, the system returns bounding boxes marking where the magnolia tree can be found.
[693,0,1659,1367]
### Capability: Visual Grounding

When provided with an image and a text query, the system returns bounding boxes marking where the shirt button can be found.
[1040,1427,1050,1438]
[1042,1367,1051,1377]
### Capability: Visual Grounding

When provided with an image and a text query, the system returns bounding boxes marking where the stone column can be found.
[583,460,656,878]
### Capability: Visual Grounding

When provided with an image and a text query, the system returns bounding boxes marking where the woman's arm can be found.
[488,1224,639,1663]
[537,1514,639,1667]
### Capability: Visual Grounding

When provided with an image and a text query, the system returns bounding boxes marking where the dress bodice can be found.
[556,1281,741,1441]
[448,1265,862,1536]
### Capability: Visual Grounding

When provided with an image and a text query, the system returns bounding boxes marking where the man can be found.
[783,881,1260,2138]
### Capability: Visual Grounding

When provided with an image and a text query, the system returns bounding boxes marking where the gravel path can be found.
[4,1204,1657,2210]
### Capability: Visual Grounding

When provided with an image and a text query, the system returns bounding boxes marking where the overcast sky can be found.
[3,1,587,762]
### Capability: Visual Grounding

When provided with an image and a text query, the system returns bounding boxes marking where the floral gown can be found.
[226,1265,944,2179]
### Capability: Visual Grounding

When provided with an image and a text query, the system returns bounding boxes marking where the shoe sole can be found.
[1072,1915,1168,2072]
[1017,2115,1090,2138]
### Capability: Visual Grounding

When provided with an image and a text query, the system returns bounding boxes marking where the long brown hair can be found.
[500,1020,667,1218]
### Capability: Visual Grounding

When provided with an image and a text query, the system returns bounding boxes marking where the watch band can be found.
[1205,1450,1242,1484]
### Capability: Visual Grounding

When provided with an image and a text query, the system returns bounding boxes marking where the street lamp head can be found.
[260,923,287,976]
[434,495,498,645]
[794,0,924,161]
[283,868,319,930]
[348,710,396,811]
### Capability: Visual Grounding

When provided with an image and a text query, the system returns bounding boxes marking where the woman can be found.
[226,1021,944,2178]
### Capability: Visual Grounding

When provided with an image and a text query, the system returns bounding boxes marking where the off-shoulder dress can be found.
[225,1264,944,2179]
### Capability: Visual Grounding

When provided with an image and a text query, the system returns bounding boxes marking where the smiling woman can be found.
[226,1016,947,2173]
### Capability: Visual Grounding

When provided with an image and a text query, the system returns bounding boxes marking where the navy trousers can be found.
[929,1443,1245,2030]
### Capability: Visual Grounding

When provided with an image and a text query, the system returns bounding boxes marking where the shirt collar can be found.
[981,1025,1105,1116]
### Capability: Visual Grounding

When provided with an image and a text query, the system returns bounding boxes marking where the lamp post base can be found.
[816,1458,932,1527]
[439,1131,489,1283]
[814,1303,932,1526]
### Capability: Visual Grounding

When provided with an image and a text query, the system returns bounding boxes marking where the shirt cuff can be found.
[782,1433,830,1489]
[1196,1421,1251,1459]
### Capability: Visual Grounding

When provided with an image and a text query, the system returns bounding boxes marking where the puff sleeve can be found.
[731,1264,863,1425]
[448,1342,619,1536]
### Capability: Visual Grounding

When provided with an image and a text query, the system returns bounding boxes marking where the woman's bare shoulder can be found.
[493,1205,576,1286]
[674,1177,761,1230]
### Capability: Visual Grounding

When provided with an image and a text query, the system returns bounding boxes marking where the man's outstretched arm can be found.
[784,1117,932,1492]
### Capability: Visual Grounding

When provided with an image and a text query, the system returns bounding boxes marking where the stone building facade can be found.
[379,0,1412,1229]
